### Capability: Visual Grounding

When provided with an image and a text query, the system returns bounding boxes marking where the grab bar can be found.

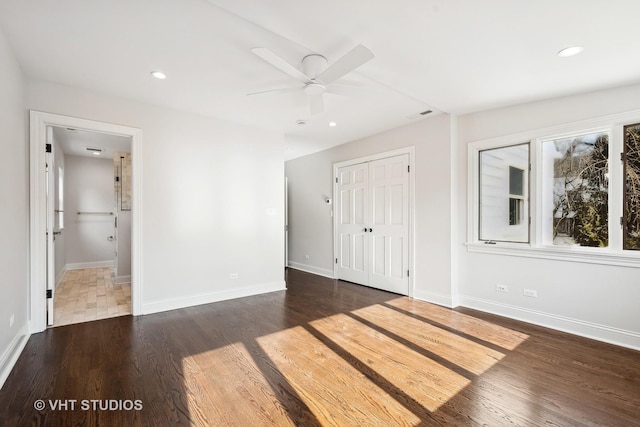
[77,211,114,215]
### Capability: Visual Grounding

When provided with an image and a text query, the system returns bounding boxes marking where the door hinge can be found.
[46,289,52,299]
[336,177,338,183]
[45,143,52,153]
[335,258,338,264]
[407,269,410,277]
[621,217,624,227]
[407,165,410,173]
[115,176,120,182]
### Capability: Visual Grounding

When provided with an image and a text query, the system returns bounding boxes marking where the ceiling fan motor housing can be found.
[302,54,328,80]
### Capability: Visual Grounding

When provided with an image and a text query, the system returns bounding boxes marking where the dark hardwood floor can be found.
[1,269,639,426]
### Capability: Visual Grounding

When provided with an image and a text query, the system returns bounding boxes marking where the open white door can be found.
[285,177,289,268]
[45,126,55,326]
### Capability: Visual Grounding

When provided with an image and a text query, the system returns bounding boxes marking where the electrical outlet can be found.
[523,289,538,298]
[9,314,14,327]
[496,284,509,293]
[229,273,238,279]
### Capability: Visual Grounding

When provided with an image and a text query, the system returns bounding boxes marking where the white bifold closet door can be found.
[336,153,409,295]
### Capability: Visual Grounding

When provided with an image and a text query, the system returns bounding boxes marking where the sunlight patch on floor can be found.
[257,326,422,426]
[310,313,471,412]
[183,342,295,426]
[385,298,529,350]
[353,304,506,375]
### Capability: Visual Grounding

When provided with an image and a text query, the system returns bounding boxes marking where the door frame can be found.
[29,110,143,333]
[332,146,415,297]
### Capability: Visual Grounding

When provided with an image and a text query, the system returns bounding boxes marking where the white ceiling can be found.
[2,0,639,160]
[53,126,131,160]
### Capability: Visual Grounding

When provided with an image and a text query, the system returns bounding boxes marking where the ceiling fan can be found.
[248,44,375,115]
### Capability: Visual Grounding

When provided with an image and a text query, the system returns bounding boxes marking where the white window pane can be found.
[479,143,529,243]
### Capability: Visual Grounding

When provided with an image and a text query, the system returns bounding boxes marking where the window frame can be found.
[467,109,640,268]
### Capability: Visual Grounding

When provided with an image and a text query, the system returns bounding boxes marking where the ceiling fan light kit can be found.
[249,44,374,115]
[302,54,328,78]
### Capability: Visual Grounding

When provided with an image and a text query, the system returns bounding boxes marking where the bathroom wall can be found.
[64,155,116,268]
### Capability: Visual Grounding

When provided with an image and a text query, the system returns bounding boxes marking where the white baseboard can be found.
[0,322,30,390]
[142,281,286,315]
[413,289,454,308]
[459,295,640,351]
[116,275,131,284]
[288,261,334,279]
[66,260,114,270]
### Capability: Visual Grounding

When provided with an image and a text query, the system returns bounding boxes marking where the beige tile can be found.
[53,267,131,327]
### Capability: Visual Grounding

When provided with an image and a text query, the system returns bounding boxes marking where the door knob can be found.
[368,228,372,232]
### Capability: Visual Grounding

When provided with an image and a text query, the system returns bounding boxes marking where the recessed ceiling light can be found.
[557,46,584,57]
[329,121,337,127]
[151,71,167,79]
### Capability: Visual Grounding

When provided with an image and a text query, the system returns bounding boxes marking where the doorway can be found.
[48,126,132,327]
[333,148,414,296]
[30,111,142,333]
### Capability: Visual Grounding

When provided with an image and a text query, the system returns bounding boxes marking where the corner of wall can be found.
[450,114,460,307]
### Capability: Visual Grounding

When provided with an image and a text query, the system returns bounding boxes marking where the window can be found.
[468,110,640,266]
[624,123,640,250]
[541,131,609,247]
[478,143,529,243]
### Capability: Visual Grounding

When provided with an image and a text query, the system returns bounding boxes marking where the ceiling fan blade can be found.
[309,93,324,115]
[251,47,312,84]
[246,87,300,96]
[317,44,374,84]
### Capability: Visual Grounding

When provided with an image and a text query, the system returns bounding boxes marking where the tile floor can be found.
[53,267,131,327]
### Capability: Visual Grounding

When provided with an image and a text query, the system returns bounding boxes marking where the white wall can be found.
[285,114,456,305]
[0,27,29,388]
[457,84,640,349]
[27,80,285,313]
[64,155,115,267]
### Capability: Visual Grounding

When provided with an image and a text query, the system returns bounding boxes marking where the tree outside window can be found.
[543,132,609,247]
[624,124,640,250]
